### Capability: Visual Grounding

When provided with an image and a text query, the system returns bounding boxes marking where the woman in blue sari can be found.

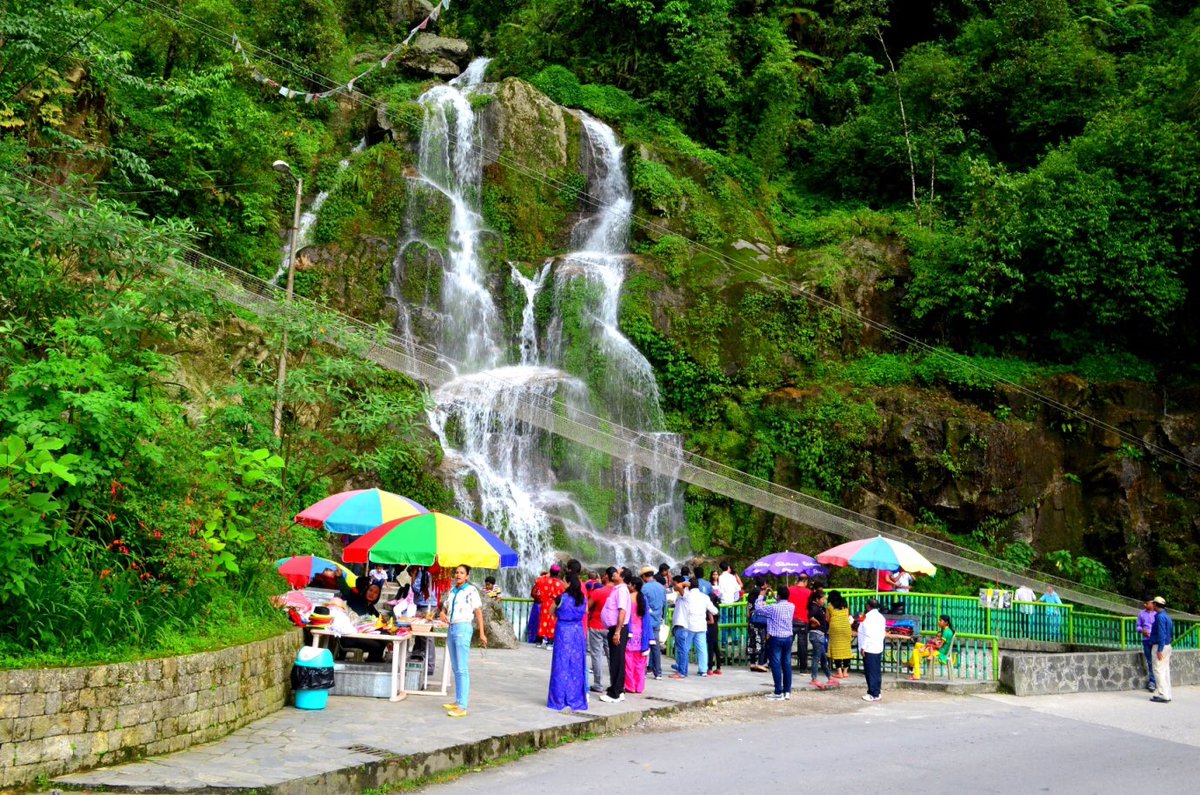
[547,572,589,711]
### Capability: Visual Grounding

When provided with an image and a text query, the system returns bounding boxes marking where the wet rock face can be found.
[844,379,1200,589]
[398,34,472,78]
[478,78,572,172]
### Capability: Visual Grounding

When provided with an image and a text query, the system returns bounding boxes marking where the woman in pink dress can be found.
[624,578,650,693]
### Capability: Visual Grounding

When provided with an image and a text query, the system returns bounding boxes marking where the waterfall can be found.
[512,262,551,365]
[269,137,367,286]
[399,60,684,584]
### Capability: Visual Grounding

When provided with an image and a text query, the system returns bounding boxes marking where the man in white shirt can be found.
[685,576,718,677]
[1014,584,1036,635]
[858,597,886,702]
[716,562,742,606]
[669,577,693,677]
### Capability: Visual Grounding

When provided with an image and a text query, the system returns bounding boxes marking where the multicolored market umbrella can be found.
[294,488,428,536]
[816,536,937,576]
[275,555,358,589]
[743,551,827,578]
[342,512,519,569]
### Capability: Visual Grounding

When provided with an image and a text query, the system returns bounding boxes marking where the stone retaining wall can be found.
[0,629,301,788]
[1001,647,1200,696]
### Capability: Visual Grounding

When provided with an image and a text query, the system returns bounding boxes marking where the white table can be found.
[308,627,451,701]
[309,629,411,702]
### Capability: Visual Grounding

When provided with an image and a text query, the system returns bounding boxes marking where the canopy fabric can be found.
[342,512,519,569]
[816,536,937,576]
[294,488,428,536]
[274,555,358,589]
[743,551,827,578]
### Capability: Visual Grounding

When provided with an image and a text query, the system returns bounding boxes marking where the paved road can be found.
[423,687,1199,794]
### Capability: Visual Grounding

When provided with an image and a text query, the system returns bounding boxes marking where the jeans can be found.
[1142,638,1157,688]
[692,628,708,675]
[606,624,629,698]
[588,628,609,690]
[793,625,809,672]
[863,651,882,698]
[447,622,473,709]
[809,630,830,680]
[648,633,662,678]
[767,635,792,694]
[672,626,693,675]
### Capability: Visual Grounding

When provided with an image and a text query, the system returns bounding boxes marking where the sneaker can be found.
[446,707,468,718]
[599,693,619,703]
[653,674,663,680]
[764,693,783,700]
[698,673,707,677]
[712,670,723,676]
[784,692,791,700]
[862,694,878,702]
[668,673,687,679]
[1150,696,1171,703]
[589,685,604,693]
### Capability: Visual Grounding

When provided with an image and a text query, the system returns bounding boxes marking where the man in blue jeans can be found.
[641,567,667,680]
[669,576,693,677]
[754,585,796,700]
[1137,597,1157,692]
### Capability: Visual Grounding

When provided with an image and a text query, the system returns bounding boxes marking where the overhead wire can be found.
[1,0,135,105]
[8,169,1169,617]
[68,0,1200,473]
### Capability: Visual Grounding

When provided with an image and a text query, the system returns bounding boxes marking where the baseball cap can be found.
[1153,596,1166,606]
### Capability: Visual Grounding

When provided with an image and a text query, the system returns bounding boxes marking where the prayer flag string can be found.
[231,0,451,102]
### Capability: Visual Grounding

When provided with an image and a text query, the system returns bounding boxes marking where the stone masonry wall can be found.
[0,629,301,789]
[1001,648,1200,696]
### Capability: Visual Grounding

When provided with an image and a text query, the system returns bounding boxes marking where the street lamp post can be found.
[273,159,303,439]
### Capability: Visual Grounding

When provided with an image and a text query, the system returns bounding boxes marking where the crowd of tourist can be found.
[296,559,1180,718]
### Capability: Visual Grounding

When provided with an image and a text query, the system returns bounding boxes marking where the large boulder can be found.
[409,34,471,67]
[479,597,519,649]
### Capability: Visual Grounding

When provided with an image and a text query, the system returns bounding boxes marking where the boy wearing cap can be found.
[1149,596,1173,703]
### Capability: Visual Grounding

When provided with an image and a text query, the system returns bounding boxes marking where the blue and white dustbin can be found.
[291,646,335,709]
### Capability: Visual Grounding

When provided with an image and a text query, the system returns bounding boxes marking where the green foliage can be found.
[750,391,882,501]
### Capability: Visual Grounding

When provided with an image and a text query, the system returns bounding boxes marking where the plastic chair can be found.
[929,635,959,679]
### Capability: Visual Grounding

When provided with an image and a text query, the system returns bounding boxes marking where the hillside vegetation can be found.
[2,0,1200,659]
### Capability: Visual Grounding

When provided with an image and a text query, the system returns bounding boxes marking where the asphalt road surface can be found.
[421,687,1198,794]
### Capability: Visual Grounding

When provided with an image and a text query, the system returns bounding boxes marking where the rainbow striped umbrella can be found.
[295,488,428,536]
[816,536,937,576]
[275,555,358,589]
[342,512,519,569]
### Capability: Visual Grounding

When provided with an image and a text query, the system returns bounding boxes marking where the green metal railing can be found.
[839,590,1197,650]
[500,589,1193,676]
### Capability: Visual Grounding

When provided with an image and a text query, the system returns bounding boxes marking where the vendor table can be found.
[309,626,451,701]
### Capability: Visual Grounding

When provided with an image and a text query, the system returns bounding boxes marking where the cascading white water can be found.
[397,60,684,583]
[513,262,551,365]
[270,138,367,286]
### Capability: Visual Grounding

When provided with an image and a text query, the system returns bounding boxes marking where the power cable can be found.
[84,0,1200,472]
[1,0,134,105]
[7,170,1172,618]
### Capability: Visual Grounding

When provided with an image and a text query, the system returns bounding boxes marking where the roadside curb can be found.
[53,691,766,794]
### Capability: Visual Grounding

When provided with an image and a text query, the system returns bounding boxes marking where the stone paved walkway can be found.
[54,646,812,793]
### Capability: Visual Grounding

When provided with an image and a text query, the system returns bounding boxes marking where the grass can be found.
[0,612,292,670]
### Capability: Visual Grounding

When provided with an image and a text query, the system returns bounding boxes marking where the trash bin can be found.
[291,646,335,710]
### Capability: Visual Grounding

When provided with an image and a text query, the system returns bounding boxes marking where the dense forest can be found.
[3,0,1200,662]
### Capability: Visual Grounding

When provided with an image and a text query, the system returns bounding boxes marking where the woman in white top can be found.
[438,564,488,717]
